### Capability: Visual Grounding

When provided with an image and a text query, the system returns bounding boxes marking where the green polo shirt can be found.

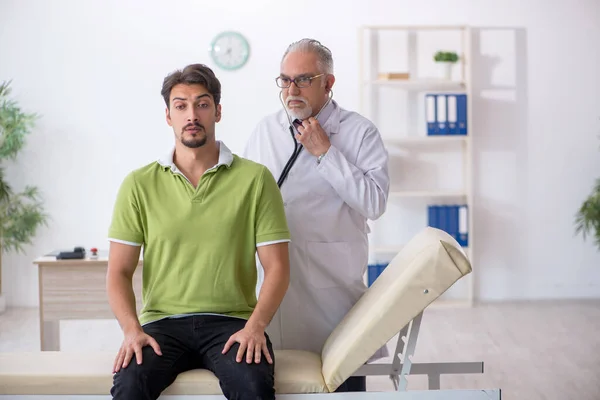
[108,141,290,326]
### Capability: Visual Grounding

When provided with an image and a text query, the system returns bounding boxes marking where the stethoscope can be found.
[276,90,333,188]
[272,89,333,348]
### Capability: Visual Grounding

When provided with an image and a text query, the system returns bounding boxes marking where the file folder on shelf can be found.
[367,262,389,287]
[427,204,469,247]
[457,93,467,135]
[447,94,458,134]
[426,94,436,135]
[436,94,447,135]
[425,93,467,136]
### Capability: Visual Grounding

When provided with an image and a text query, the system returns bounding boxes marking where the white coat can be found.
[243,99,390,357]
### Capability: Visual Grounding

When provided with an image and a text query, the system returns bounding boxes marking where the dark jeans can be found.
[335,376,367,392]
[110,314,275,400]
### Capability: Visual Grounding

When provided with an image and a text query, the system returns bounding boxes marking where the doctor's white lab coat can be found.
[243,99,390,356]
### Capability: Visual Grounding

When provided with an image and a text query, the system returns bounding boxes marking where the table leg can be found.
[41,320,60,351]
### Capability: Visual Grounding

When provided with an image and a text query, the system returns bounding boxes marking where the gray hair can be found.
[281,38,334,75]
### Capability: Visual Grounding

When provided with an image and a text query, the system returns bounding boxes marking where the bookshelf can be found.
[359,25,475,307]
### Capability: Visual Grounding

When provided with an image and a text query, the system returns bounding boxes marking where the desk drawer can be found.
[39,265,143,321]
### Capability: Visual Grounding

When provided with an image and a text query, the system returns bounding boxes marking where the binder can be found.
[425,94,436,135]
[425,93,467,136]
[436,94,447,135]
[448,204,459,241]
[367,262,389,287]
[447,95,458,135]
[367,263,377,286]
[427,205,439,228]
[437,204,447,233]
[427,204,467,246]
[457,94,468,135]
[458,205,469,246]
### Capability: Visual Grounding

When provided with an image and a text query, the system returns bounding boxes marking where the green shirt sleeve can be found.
[255,166,291,246]
[108,171,144,245]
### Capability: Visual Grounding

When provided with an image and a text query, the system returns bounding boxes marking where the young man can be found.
[243,39,390,392]
[107,63,291,400]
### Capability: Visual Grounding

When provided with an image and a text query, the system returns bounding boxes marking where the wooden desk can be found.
[33,256,143,351]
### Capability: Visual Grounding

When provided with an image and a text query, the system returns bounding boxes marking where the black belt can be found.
[277,124,303,188]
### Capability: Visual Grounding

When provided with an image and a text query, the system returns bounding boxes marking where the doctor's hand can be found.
[222,324,273,364]
[296,117,331,157]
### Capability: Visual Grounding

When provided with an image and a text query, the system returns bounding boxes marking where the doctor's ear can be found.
[325,74,335,92]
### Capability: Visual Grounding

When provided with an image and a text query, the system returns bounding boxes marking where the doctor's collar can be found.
[286,99,337,134]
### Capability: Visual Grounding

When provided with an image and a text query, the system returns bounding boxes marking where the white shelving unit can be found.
[359,25,475,307]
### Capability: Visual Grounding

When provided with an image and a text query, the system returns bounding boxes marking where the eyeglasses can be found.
[275,74,324,88]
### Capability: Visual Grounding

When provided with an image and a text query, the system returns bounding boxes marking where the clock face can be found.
[209,31,250,71]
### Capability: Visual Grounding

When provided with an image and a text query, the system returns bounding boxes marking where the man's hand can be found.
[113,327,162,373]
[296,117,331,157]
[222,323,272,364]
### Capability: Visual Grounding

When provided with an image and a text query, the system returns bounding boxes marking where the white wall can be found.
[1,0,599,307]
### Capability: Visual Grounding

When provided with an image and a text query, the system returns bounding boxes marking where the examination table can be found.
[0,227,501,399]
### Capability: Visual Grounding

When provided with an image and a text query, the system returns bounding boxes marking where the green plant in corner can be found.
[575,176,600,251]
[0,80,48,300]
[434,51,459,63]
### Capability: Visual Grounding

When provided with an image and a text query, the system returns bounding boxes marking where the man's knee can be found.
[220,363,275,400]
[239,373,275,400]
[110,350,167,400]
[111,363,152,400]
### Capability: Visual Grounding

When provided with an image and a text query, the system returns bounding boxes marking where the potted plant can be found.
[0,80,48,313]
[433,50,459,80]
[575,177,600,251]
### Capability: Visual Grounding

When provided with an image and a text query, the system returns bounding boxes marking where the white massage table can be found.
[0,227,501,399]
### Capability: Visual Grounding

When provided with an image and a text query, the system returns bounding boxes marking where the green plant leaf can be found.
[0,81,38,160]
[574,177,600,250]
[434,51,459,63]
[0,80,48,254]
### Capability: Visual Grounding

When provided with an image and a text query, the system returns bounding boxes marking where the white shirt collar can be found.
[279,98,341,136]
[157,140,234,173]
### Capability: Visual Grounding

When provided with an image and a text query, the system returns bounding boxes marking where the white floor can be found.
[1,300,599,399]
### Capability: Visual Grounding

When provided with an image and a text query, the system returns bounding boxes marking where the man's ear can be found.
[325,75,335,92]
[215,104,222,122]
[165,107,173,126]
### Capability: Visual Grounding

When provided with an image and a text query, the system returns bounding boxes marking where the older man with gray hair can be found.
[243,38,390,392]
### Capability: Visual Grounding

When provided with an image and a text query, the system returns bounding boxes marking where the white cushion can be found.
[320,227,471,392]
[0,349,327,395]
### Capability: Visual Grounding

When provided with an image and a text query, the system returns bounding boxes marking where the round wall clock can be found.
[209,31,250,71]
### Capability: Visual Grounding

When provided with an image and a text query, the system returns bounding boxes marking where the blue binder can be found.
[457,94,468,135]
[425,94,437,135]
[428,204,466,246]
[447,95,458,135]
[436,94,448,135]
[425,93,467,136]
[367,262,388,287]
[458,204,469,246]
[437,204,447,233]
[428,205,440,228]
[448,205,459,241]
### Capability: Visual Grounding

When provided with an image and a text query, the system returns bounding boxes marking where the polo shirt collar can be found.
[157,140,234,173]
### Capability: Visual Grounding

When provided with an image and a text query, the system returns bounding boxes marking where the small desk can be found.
[33,256,143,351]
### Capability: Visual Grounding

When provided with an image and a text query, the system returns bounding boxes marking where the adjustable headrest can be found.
[320,227,471,392]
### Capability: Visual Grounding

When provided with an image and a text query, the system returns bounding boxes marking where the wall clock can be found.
[209,31,250,71]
